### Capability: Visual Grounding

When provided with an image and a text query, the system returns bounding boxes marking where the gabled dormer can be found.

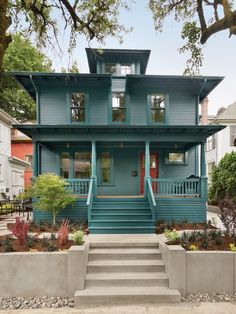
[86,48,150,75]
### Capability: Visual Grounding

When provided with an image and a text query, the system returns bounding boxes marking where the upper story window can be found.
[112,93,126,122]
[105,63,117,75]
[25,155,33,171]
[230,125,236,146]
[120,64,132,75]
[207,135,216,151]
[150,94,165,123]
[71,93,86,122]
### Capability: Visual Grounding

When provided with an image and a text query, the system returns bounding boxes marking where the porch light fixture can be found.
[67,143,70,148]
[120,142,124,148]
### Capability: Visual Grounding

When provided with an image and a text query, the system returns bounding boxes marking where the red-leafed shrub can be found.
[57,219,70,247]
[12,217,30,245]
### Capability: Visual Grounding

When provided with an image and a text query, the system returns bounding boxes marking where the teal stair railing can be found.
[151,178,200,197]
[146,177,156,221]
[86,178,95,222]
[66,179,90,195]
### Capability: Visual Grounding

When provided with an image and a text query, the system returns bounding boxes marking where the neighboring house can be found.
[0,110,29,199]
[12,48,224,233]
[11,123,33,187]
[206,101,236,184]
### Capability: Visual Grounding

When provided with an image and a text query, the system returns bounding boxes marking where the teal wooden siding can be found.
[111,78,126,92]
[130,90,147,125]
[89,87,109,125]
[169,93,196,125]
[41,147,58,174]
[155,198,206,222]
[33,199,88,222]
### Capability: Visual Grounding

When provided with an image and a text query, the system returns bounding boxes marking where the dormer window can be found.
[150,94,165,123]
[121,64,131,75]
[71,93,86,122]
[112,93,126,122]
[105,63,117,75]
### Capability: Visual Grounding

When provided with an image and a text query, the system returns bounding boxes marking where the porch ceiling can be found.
[14,125,225,150]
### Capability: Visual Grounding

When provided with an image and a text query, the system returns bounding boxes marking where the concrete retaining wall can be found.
[0,245,89,297]
[159,241,236,295]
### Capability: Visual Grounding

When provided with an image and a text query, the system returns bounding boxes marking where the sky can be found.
[47,1,236,116]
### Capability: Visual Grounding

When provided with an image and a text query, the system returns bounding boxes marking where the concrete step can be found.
[85,272,168,287]
[87,259,165,273]
[90,242,159,248]
[89,220,154,227]
[74,286,181,306]
[88,248,161,261]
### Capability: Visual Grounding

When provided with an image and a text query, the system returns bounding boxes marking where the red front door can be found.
[140,153,158,194]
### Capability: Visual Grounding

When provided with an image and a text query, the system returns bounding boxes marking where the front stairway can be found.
[74,241,181,306]
[89,198,155,234]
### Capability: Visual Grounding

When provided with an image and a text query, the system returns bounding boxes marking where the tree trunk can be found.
[52,209,56,226]
[0,0,12,73]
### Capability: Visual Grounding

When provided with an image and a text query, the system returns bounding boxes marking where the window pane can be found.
[105,63,117,75]
[112,93,126,122]
[71,108,85,122]
[74,152,91,178]
[151,95,165,108]
[121,64,131,75]
[101,152,111,183]
[152,109,165,123]
[112,108,126,122]
[60,152,70,178]
[71,93,85,122]
[169,153,185,163]
[112,93,125,108]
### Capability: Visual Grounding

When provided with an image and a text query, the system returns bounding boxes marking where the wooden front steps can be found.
[74,242,181,306]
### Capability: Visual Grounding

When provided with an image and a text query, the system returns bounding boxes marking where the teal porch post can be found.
[144,141,150,197]
[32,141,39,177]
[200,142,207,200]
[91,141,97,196]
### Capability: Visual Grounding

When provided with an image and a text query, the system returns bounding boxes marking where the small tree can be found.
[31,173,75,225]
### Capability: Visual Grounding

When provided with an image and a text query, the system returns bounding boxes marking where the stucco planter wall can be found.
[159,240,236,295]
[0,244,89,297]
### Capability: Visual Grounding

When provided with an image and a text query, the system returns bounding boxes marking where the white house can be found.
[0,109,29,199]
[206,101,236,184]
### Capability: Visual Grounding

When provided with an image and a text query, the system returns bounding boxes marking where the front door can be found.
[140,153,158,194]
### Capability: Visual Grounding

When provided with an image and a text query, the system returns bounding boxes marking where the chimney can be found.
[200,97,209,125]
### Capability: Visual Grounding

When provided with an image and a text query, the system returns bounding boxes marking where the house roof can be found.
[213,101,236,123]
[126,75,224,102]
[86,48,151,74]
[8,156,30,167]
[0,109,18,125]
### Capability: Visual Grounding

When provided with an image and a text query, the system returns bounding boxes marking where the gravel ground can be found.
[182,292,236,303]
[0,297,74,310]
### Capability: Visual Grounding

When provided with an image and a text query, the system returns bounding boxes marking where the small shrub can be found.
[72,230,84,245]
[164,228,179,242]
[189,244,198,251]
[57,219,70,247]
[12,217,29,245]
[2,235,14,252]
[42,236,50,247]
[209,229,218,240]
[188,231,198,242]
[25,235,36,249]
[41,236,55,251]
[201,231,209,248]
[229,243,236,252]
[180,232,189,249]
[50,232,56,240]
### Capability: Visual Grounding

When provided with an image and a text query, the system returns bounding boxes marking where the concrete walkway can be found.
[0,303,236,314]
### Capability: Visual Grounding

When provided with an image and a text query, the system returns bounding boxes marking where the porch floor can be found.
[97,195,145,199]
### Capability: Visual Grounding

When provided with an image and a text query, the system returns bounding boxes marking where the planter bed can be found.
[156,221,216,234]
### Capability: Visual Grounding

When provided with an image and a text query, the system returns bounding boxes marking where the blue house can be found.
[13,48,224,233]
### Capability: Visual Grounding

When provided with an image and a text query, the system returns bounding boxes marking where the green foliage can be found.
[189,244,198,251]
[164,228,179,242]
[0,33,52,121]
[1,235,14,252]
[209,152,236,204]
[229,243,236,252]
[72,230,84,246]
[31,173,75,225]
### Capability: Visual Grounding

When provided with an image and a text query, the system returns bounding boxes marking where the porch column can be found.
[200,142,207,200]
[145,141,150,196]
[91,141,97,195]
[32,141,39,177]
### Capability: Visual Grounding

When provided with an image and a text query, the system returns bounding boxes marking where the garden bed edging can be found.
[158,240,236,296]
[0,244,89,297]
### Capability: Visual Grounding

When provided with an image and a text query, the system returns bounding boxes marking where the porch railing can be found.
[86,178,95,222]
[151,178,200,197]
[66,179,90,195]
[146,177,156,221]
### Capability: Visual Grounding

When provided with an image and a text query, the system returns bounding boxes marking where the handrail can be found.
[146,177,156,221]
[66,179,90,195]
[86,178,94,222]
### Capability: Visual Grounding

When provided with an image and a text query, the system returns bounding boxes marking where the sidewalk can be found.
[0,303,236,314]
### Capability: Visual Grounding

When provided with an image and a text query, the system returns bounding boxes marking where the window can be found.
[208,161,215,184]
[207,135,216,151]
[12,171,23,186]
[230,125,236,146]
[150,94,165,123]
[74,152,91,178]
[112,93,126,122]
[71,93,86,122]
[105,63,117,75]
[121,64,131,75]
[25,155,33,171]
[60,152,70,178]
[101,152,111,183]
[165,152,187,165]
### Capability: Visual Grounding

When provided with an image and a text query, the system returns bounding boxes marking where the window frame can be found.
[98,149,114,186]
[206,135,216,151]
[68,91,89,124]
[148,93,168,125]
[111,92,128,124]
[165,152,188,165]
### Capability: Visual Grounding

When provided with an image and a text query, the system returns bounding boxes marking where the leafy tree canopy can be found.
[0,33,52,121]
[209,151,236,204]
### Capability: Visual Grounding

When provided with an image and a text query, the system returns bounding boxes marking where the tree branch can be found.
[197,0,207,32]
